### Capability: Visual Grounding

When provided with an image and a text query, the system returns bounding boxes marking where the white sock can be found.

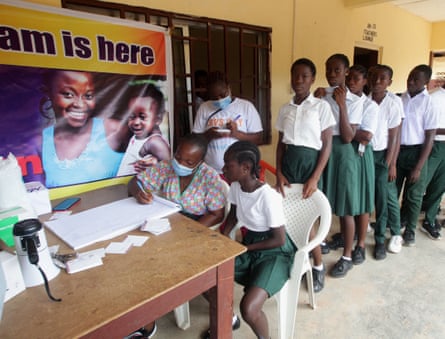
[313,264,324,271]
[342,256,352,261]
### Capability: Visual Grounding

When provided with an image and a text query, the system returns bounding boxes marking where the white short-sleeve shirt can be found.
[369,91,403,151]
[192,98,263,173]
[322,87,363,135]
[430,87,445,141]
[228,182,285,232]
[401,89,438,145]
[275,94,335,150]
[357,94,378,135]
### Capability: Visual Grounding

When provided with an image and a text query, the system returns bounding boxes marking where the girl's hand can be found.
[314,87,326,98]
[275,172,290,197]
[333,85,347,105]
[388,164,397,182]
[302,177,318,199]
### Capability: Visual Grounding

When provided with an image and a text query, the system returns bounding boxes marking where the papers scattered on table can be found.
[65,248,105,274]
[140,218,171,235]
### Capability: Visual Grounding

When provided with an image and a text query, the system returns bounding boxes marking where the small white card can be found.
[105,241,133,254]
[123,235,149,247]
[65,253,103,274]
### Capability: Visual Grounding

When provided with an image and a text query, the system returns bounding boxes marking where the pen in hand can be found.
[136,180,153,204]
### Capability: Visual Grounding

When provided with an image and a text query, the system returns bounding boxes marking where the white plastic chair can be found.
[174,179,231,330]
[276,183,332,339]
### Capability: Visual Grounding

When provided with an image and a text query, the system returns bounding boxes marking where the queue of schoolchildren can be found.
[125,58,444,339]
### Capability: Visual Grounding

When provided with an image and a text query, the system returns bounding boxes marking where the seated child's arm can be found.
[222,206,238,236]
[198,207,225,228]
[247,226,286,251]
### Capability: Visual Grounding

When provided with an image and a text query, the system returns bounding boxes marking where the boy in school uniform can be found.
[368,65,404,258]
[421,79,445,237]
[397,64,438,246]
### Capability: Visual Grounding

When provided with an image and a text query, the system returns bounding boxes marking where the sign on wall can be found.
[0,0,173,188]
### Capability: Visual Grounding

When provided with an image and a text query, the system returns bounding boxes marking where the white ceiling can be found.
[390,0,445,22]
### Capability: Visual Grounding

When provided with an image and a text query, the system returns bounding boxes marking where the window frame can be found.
[62,0,272,147]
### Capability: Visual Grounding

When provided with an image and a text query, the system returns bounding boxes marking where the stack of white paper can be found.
[44,195,180,250]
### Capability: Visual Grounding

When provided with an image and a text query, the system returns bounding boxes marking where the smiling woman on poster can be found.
[40,70,131,188]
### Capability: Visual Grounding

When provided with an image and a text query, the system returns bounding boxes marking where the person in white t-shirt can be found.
[192,71,263,174]
[421,80,445,235]
[216,140,296,339]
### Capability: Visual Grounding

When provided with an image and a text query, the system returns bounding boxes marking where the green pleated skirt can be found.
[282,145,321,187]
[235,230,297,297]
[352,141,375,214]
[322,136,360,216]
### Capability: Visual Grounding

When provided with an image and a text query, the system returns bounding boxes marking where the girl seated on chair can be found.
[220,141,297,339]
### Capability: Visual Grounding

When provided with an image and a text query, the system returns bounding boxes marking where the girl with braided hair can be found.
[218,140,296,339]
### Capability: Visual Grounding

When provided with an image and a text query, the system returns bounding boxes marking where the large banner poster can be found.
[0,0,173,189]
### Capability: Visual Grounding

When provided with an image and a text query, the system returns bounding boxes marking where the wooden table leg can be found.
[208,258,235,339]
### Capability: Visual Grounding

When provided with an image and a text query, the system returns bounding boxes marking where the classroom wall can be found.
[431,22,445,51]
[24,0,434,167]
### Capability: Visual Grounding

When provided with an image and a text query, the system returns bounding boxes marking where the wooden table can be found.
[0,185,245,339]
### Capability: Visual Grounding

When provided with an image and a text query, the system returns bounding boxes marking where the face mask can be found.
[172,158,196,177]
[212,95,232,110]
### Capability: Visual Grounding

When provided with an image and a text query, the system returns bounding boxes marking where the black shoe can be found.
[202,315,241,339]
[327,232,344,250]
[125,323,157,339]
[373,243,387,260]
[320,242,330,254]
[330,257,353,278]
[352,246,365,265]
[403,229,415,246]
[312,266,325,293]
[420,220,442,240]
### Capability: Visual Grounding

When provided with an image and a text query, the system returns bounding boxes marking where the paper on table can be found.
[123,235,149,247]
[44,195,180,250]
[141,218,171,235]
[65,252,103,274]
[105,241,132,254]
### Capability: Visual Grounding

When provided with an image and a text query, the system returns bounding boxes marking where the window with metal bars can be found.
[62,0,272,148]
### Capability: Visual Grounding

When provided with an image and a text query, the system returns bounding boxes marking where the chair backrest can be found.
[282,184,332,252]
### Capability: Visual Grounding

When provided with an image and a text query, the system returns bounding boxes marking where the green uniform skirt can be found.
[235,230,297,297]
[322,136,360,216]
[352,141,375,214]
[282,145,321,187]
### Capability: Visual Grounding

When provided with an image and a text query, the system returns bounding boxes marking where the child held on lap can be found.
[221,141,297,339]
